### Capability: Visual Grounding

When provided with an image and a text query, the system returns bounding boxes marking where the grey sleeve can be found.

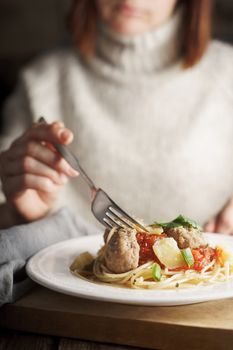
[0,207,100,307]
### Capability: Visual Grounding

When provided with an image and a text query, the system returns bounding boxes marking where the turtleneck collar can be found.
[94,6,184,74]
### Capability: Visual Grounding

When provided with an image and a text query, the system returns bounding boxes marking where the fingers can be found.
[204,198,233,235]
[3,174,60,199]
[3,156,68,186]
[7,141,78,177]
[204,219,216,233]
[214,213,233,235]
[0,120,79,205]
[12,121,73,148]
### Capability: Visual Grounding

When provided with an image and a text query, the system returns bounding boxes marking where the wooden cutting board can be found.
[1,285,233,350]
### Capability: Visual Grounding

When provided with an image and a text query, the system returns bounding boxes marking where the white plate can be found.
[26,233,233,306]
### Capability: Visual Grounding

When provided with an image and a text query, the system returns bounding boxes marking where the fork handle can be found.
[54,143,97,190]
[38,117,97,191]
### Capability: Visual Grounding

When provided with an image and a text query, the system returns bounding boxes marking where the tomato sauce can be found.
[192,246,216,271]
[136,232,167,265]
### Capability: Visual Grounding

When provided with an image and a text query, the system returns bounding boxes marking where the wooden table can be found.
[1,285,233,350]
[0,329,143,350]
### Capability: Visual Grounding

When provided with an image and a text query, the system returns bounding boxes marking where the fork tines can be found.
[103,205,147,232]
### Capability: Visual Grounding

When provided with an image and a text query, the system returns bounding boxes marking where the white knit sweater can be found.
[2,9,233,227]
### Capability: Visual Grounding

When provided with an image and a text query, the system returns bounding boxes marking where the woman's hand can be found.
[204,198,233,234]
[0,121,78,225]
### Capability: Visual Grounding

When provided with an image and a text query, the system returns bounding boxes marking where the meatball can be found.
[103,228,140,273]
[164,226,206,249]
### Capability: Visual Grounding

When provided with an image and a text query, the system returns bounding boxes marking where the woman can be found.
[0,0,233,232]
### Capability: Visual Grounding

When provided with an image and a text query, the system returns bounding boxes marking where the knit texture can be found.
[0,207,100,306]
[2,9,233,227]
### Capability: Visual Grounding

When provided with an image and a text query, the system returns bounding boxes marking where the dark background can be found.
[0,0,233,132]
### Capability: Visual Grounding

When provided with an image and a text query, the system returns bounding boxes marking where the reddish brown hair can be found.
[183,0,213,67]
[68,0,213,68]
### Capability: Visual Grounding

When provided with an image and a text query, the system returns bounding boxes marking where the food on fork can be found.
[70,215,233,289]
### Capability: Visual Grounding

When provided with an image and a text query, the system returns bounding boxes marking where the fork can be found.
[38,117,148,232]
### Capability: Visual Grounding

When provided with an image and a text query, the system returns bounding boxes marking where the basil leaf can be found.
[152,215,202,230]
